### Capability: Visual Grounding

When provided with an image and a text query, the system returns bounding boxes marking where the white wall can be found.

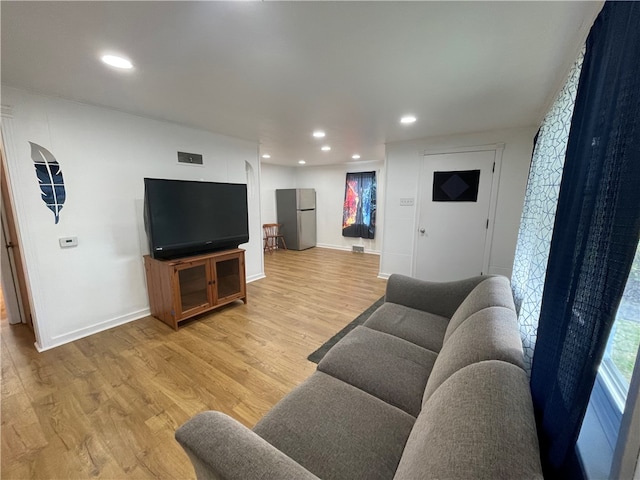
[1,87,262,351]
[381,127,536,278]
[296,161,384,253]
[260,163,297,225]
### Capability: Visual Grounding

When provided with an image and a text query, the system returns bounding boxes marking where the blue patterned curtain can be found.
[511,50,584,374]
[342,171,376,239]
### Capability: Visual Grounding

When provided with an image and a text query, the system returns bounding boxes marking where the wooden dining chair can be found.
[263,224,287,253]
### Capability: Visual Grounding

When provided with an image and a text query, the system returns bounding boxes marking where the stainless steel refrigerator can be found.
[276,188,316,250]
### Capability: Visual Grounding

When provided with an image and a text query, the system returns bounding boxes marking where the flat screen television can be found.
[144,178,249,259]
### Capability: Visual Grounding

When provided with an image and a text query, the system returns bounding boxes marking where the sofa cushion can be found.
[394,361,543,480]
[317,326,437,416]
[444,276,515,343]
[422,306,524,404]
[254,371,415,480]
[364,302,449,353]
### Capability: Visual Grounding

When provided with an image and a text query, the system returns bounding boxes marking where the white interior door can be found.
[414,149,497,281]
[1,196,22,324]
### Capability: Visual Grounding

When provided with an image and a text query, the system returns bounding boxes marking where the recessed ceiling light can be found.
[298,160,306,165]
[352,154,361,160]
[101,54,133,69]
[400,115,417,124]
[313,131,326,138]
[321,146,331,151]
[261,154,271,159]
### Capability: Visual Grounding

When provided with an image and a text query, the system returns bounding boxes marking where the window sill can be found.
[577,372,622,479]
[578,400,613,478]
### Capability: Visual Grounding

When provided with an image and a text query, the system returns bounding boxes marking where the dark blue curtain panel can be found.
[530,1,640,477]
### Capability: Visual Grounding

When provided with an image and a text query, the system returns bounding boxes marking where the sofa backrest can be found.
[385,274,489,319]
[421,306,524,404]
[443,275,515,344]
[394,361,543,480]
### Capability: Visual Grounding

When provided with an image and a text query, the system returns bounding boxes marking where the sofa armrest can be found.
[385,274,490,318]
[175,411,320,480]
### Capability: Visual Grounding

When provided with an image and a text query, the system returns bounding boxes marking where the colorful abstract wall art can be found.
[342,171,376,239]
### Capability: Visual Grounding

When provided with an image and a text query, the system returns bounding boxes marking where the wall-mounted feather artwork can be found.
[30,142,66,224]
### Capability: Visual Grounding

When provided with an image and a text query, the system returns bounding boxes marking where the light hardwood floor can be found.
[1,248,386,479]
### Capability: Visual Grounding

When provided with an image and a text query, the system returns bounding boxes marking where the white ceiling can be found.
[1,1,602,167]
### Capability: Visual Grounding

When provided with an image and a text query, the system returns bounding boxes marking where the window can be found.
[600,241,640,412]
[580,241,640,478]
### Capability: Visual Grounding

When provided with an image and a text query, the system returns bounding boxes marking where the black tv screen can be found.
[144,178,249,259]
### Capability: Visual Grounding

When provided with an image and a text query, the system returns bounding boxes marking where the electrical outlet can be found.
[399,197,415,206]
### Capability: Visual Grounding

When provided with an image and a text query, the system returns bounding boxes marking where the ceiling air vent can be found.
[178,151,203,166]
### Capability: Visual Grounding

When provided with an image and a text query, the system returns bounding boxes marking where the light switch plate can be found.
[399,197,415,206]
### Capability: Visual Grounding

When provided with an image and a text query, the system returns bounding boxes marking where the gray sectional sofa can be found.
[176,274,544,480]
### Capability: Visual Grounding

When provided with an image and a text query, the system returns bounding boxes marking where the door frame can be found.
[412,143,504,278]
[0,129,34,330]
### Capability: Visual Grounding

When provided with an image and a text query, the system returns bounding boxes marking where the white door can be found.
[415,149,497,281]
[1,184,23,324]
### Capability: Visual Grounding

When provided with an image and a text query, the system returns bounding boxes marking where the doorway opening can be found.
[1,132,34,338]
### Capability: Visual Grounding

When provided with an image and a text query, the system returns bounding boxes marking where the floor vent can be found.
[352,245,365,253]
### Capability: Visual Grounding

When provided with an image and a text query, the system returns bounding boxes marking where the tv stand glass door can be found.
[214,257,243,301]
[176,260,211,318]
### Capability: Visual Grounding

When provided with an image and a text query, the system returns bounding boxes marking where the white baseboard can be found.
[36,307,151,352]
[246,272,266,283]
[377,272,391,279]
[36,273,266,352]
[316,243,381,255]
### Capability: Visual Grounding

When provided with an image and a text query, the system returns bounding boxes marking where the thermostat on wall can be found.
[59,236,78,248]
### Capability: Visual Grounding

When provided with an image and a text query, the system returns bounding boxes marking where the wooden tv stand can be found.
[143,248,246,330]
